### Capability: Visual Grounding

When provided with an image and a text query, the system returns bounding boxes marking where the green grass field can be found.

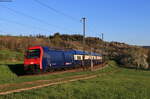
[0,61,150,99]
[0,50,150,99]
[0,61,116,84]
[0,50,23,62]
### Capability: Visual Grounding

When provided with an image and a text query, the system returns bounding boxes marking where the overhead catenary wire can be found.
[34,0,80,23]
[34,0,81,37]
[0,30,6,34]
[79,18,96,37]
[0,18,53,33]
[0,5,75,33]
[0,30,18,35]
[0,29,45,37]
[0,2,97,38]
[33,0,85,48]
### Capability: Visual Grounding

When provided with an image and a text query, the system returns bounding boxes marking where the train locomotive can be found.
[24,46,102,73]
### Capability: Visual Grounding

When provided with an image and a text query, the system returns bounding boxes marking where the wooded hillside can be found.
[0,33,150,69]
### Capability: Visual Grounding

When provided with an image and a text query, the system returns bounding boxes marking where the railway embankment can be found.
[0,61,119,95]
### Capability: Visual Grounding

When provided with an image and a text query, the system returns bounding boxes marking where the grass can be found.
[0,61,117,85]
[0,61,24,83]
[1,66,150,99]
[0,64,17,81]
[1,52,150,99]
[0,50,23,62]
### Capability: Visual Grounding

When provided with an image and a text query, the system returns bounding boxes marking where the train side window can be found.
[77,56,81,60]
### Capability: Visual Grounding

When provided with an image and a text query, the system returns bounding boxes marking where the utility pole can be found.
[101,33,104,41]
[81,17,86,69]
[101,33,104,64]
[90,48,94,71]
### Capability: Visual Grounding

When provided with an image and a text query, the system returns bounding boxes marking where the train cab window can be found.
[26,49,40,59]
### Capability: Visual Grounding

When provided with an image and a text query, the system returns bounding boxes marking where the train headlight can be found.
[30,62,34,64]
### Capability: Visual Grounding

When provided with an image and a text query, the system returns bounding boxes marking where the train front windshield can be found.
[26,49,41,59]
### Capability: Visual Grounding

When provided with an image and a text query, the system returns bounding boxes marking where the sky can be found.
[0,0,150,46]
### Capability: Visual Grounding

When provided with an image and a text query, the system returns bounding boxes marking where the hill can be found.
[0,33,150,69]
[0,34,150,98]
[143,46,150,49]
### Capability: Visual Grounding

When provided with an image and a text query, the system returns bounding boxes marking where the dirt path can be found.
[0,64,119,95]
[0,63,106,89]
[0,75,97,95]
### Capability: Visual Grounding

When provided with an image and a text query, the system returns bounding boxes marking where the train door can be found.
[49,51,65,68]
[64,52,74,67]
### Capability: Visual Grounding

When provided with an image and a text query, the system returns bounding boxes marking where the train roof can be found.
[67,50,102,56]
[29,46,101,56]
[43,46,102,56]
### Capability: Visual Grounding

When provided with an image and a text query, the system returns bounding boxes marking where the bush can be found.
[120,48,149,69]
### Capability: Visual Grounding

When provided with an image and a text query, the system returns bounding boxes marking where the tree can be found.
[120,48,149,69]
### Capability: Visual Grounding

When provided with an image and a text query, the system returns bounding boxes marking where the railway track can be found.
[21,62,106,77]
[0,62,116,95]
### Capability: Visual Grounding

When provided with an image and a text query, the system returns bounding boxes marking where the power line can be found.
[0,18,53,33]
[0,30,16,35]
[0,5,75,33]
[79,18,97,37]
[0,29,47,36]
[34,0,80,23]
[0,30,6,34]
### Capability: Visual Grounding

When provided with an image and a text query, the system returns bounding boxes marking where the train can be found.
[24,46,102,73]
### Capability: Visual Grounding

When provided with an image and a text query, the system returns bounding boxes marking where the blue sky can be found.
[0,0,150,45]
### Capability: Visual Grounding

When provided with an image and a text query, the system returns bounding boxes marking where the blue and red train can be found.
[24,46,102,72]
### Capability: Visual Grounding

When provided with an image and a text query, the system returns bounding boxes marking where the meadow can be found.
[0,62,150,99]
[0,50,150,99]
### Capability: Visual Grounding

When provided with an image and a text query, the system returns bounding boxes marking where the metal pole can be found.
[90,48,93,71]
[101,33,104,64]
[102,33,104,41]
[82,17,86,68]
